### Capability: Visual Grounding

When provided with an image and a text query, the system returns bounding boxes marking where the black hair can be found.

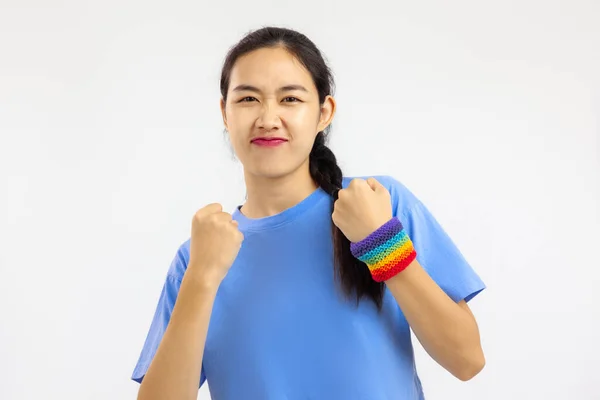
[220,27,385,309]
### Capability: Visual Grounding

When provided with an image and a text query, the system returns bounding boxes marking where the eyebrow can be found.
[231,84,309,93]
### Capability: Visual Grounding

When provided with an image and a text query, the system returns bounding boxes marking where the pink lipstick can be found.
[251,137,288,147]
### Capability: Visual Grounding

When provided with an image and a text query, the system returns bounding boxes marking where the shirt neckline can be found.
[232,187,330,232]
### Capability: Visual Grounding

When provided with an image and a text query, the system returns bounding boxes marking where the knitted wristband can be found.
[350,217,417,282]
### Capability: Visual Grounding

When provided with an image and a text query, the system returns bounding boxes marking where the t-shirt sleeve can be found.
[380,175,485,303]
[131,244,207,387]
[401,201,485,302]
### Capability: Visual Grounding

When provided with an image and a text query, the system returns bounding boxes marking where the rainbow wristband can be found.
[350,217,417,282]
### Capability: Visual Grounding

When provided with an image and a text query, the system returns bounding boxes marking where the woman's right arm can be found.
[137,203,244,400]
[137,271,218,400]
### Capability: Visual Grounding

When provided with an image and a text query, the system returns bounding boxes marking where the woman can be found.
[132,26,486,400]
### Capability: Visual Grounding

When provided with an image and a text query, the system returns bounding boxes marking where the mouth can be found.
[251,137,288,147]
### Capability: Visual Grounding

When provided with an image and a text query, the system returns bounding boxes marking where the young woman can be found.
[132,26,486,400]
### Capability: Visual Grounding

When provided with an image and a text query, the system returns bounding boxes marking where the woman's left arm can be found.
[385,259,485,381]
[332,177,486,381]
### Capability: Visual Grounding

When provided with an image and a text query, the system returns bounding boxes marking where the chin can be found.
[253,168,293,180]
[246,162,299,180]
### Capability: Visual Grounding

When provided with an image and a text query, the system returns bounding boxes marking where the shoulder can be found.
[342,175,422,216]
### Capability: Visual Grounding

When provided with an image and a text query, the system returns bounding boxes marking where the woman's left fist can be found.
[332,177,393,243]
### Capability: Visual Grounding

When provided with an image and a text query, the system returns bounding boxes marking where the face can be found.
[221,47,335,179]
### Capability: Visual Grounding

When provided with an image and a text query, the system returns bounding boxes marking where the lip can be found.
[251,137,288,147]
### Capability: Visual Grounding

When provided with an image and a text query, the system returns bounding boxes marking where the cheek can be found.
[283,107,320,133]
[227,107,255,127]
[225,111,253,144]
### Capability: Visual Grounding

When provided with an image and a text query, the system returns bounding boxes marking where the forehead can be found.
[229,47,316,91]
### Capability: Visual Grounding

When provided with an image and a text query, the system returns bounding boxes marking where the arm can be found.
[135,203,243,399]
[331,177,486,380]
[137,271,218,400]
[385,259,485,381]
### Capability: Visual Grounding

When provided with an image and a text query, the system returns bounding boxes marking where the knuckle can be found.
[218,212,232,221]
[207,203,223,213]
[195,203,221,218]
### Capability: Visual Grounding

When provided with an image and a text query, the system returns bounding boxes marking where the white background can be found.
[1,1,599,399]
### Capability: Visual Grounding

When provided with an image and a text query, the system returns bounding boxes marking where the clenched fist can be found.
[332,178,393,243]
[187,203,244,286]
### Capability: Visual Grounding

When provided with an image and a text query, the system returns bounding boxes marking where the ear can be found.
[317,95,336,132]
[220,98,228,130]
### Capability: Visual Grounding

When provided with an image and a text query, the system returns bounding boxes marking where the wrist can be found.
[350,217,417,282]
[182,266,222,295]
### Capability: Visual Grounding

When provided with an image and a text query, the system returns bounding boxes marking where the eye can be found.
[238,96,257,103]
[282,97,301,103]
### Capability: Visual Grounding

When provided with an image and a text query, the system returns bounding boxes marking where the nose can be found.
[256,103,282,131]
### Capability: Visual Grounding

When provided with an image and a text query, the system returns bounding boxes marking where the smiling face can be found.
[221,46,335,179]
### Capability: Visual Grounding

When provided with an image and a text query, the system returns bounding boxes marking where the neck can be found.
[240,161,319,219]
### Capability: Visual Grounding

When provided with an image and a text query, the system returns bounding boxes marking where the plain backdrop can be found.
[1,1,599,399]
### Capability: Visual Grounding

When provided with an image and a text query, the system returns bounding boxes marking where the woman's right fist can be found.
[187,203,244,286]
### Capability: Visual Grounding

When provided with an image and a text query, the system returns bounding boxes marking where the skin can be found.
[137,46,484,400]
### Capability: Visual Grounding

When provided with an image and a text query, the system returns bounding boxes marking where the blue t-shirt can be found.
[131,175,485,399]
